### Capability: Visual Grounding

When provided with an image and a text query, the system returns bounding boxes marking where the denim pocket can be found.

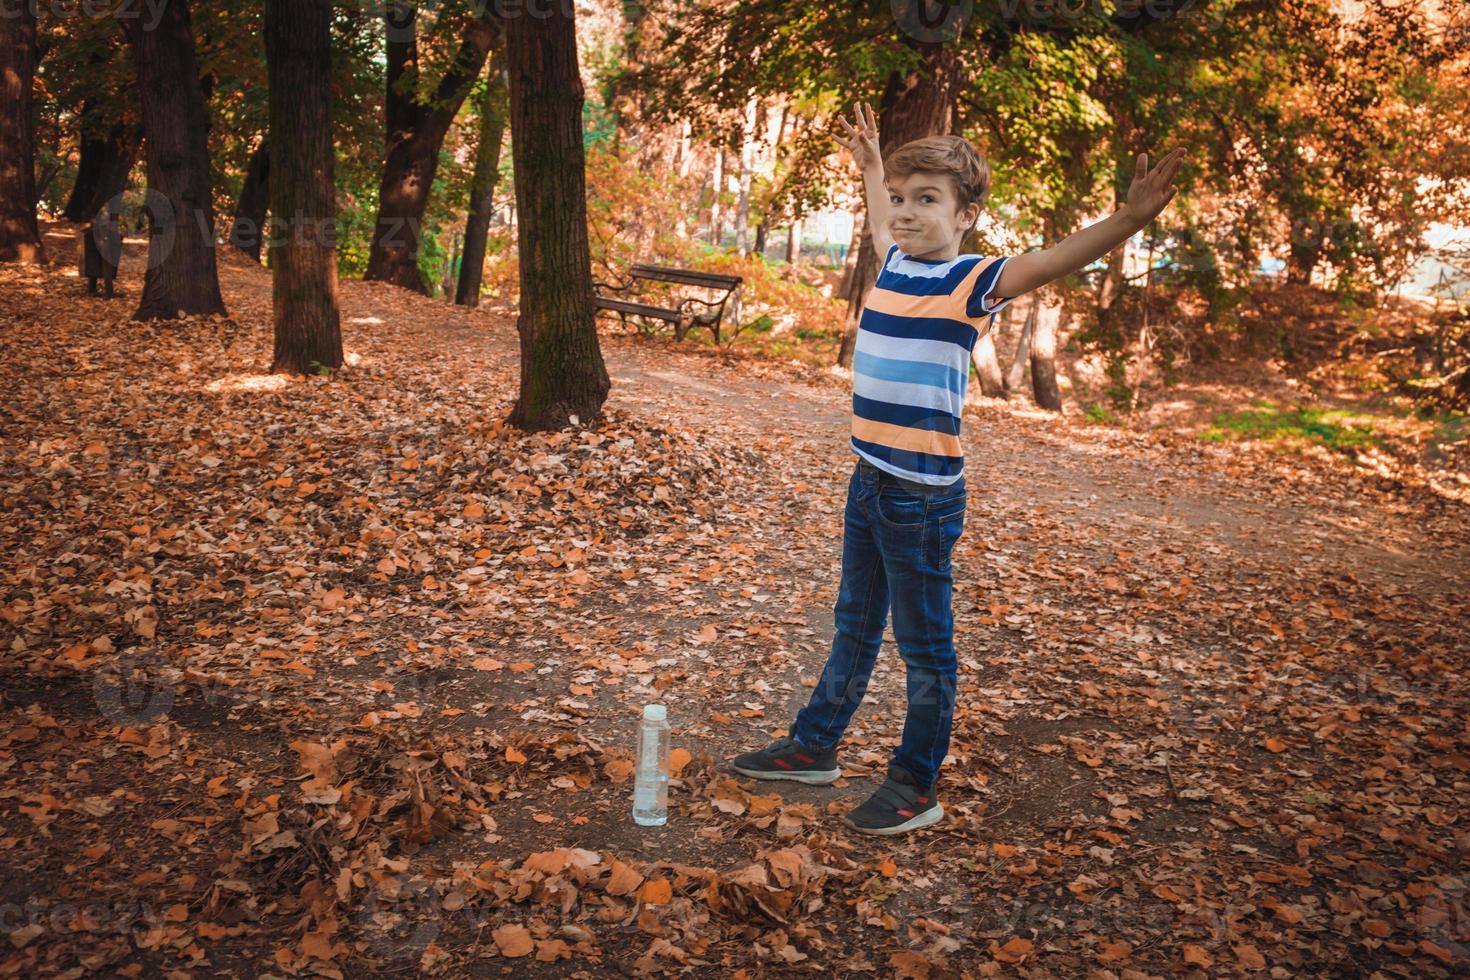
[928,497,966,570]
[876,487,926,528]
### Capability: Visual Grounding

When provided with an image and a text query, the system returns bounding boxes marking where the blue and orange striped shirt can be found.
[851,243,1016,486]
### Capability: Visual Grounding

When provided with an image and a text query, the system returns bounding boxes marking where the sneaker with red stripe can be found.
[731,736,841,785]
[842,763,944,835]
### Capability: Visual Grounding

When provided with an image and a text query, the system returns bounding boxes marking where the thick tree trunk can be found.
[229,139,270,261]
[504,0,609,431]
[1030,294,1065,411]
[1006,301,1036,393]
[836,40,961,367]
[265,0,341,375]
[122,0,226,319]
[0,3,42,263]
[455,51,508,308]
[63,110,141,224]
[365,3,496,293]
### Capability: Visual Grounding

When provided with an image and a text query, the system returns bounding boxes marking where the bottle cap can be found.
[643,703,667,722]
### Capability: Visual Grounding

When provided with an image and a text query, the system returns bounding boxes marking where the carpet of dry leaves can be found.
[1,236,1468,978]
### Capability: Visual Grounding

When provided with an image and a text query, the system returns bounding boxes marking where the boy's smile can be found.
[885,171,982,263]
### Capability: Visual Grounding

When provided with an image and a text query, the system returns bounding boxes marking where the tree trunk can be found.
[786,217,801,263]
[1030,294,1064,411]
[266,0,341,375]
[364,3,496,293]
[504,0,609,431]
[63,111,141,224]
[971,319,1006,397]
[455,50,508,308]
[835,208,865,300]
[1097,241,1126,311]
[1005,301,1035,393]
[708,144,724,246]
[229,138,270,262]
[122,0,226,320]
[836,40,961,367]
[0,2,42,263]
[734,95,757,256]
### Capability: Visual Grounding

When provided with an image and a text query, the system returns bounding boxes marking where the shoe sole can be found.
[731,765,841,785]
[843,803,945,836]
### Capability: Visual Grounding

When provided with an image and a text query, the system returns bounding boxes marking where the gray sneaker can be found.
[731,735,841,785]
[843,763,944,835]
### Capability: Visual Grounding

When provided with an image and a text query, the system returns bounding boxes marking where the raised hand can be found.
[834,100,882,172]
[1123,146,1186,225]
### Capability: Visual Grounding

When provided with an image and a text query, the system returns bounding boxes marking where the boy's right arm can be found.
[861,161,896,260]
[836,102,895,260]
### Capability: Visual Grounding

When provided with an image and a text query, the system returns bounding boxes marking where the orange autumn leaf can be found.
[492,924,534,958]
[639,877,672,905]
[667,747,692,774]
[993,937,1033,963]
[505,746,527,764]
[1263,737,1288,753]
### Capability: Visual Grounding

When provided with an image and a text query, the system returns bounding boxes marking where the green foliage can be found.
[1198,403,1383,455]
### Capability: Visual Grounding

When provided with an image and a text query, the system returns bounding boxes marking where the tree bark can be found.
[734,95,757,255]
[503,0,610,431]
[1030,294,1065,411]
[0,2,42,263]
[455,50,507,307]
[971,319,1006,397]
[1005,301,1035,393]
[836,40,961,367]
[835,208,864,301]
[63,110,142,224]
[122,0,226,319]
[365,2,497,293]
[265,0,341,375]
[786,217,801,263]
[708,144,724,246]
[229,138,270,262]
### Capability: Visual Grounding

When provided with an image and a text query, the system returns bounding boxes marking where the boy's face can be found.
[885,171,981,260]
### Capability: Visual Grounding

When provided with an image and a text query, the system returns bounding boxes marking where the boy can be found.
[732,101,1185,835]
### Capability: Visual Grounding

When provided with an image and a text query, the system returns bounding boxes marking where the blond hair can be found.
[884,135,992,212]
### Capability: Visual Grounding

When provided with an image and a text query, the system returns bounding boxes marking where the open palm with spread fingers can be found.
[1124,147,1186,225]
[834,101,882,172]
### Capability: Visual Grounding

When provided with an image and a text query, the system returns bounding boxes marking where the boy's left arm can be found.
[992,147,1187,300]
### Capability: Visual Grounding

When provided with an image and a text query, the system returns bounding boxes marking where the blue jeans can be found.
[791,458,967,789]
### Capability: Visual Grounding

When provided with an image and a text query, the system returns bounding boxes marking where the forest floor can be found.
[2,230,1468,978]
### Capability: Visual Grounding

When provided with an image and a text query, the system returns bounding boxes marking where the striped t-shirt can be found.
[851,243,1016,486]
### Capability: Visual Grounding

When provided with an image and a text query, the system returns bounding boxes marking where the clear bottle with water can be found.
[632,703,670,826]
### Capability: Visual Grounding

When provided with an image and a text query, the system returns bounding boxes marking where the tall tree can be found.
[455,49,507,307]
[0,1,42,263]
[364,1,497,293]
[502,0,610,430]
[264,0,341,375]
[229,138,270,262]
[62,111,141,224]
[121,0,226,320]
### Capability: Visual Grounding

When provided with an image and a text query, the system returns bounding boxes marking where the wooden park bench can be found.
[593,264,743,344]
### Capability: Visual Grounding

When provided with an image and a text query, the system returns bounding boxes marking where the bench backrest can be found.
[628,264,742,291]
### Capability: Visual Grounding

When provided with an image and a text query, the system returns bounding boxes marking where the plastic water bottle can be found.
[632,703,670,826]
